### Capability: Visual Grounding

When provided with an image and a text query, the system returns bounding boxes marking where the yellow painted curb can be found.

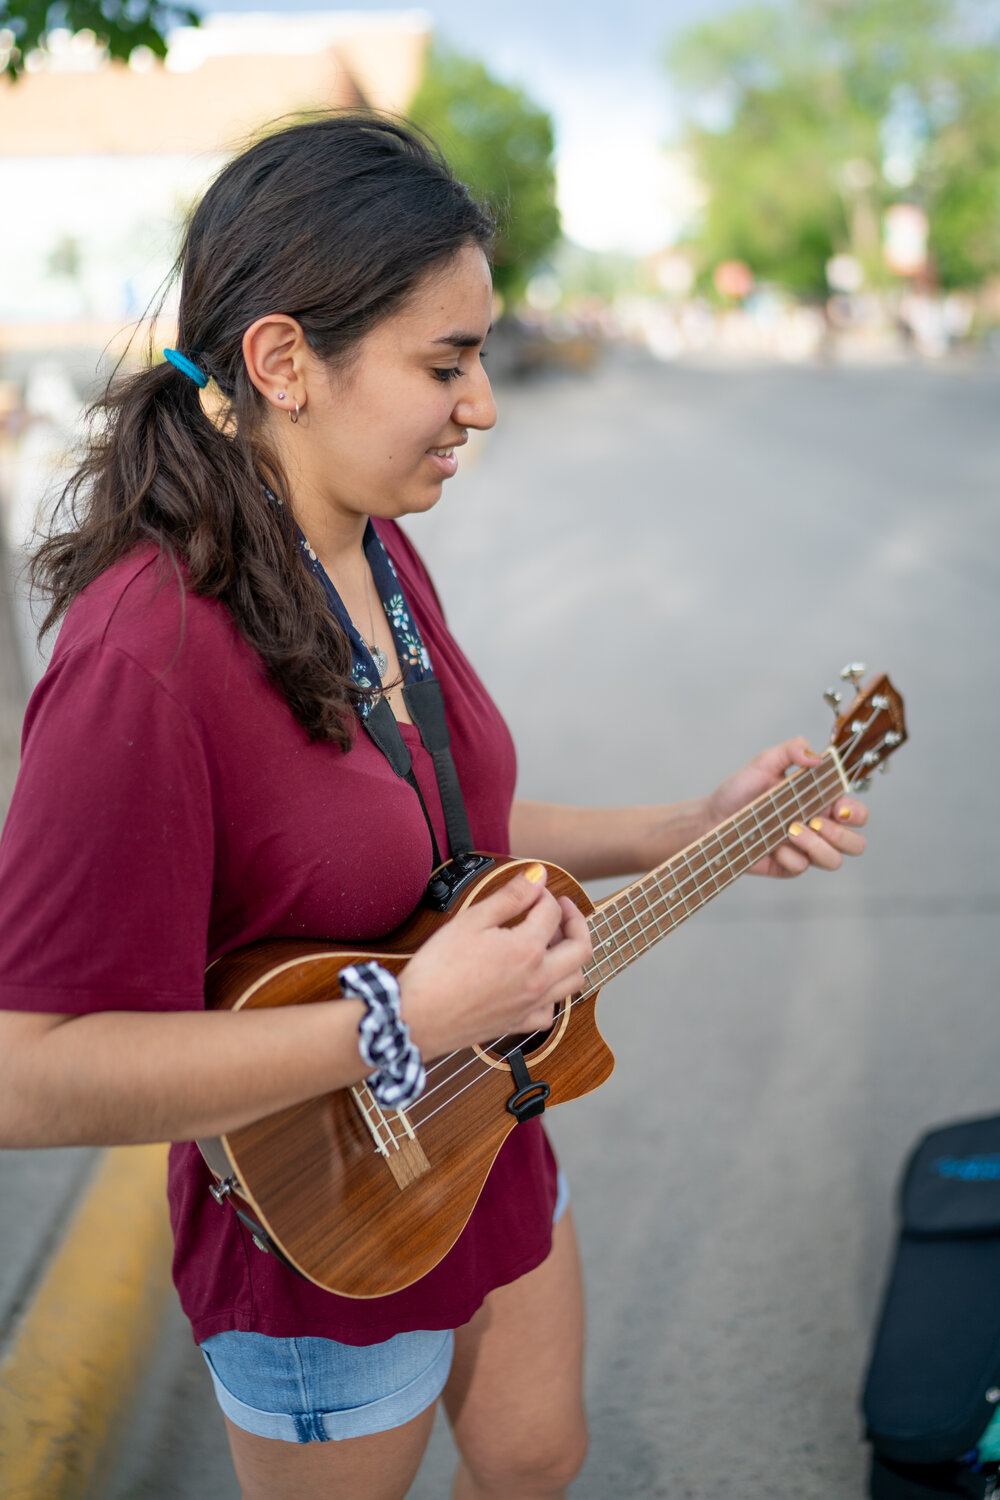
[0,1143,174,1500]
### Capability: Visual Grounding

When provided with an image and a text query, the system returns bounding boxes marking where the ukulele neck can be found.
[581,750,847,994]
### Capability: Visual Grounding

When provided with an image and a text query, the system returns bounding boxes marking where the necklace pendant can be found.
[372,646,389,678]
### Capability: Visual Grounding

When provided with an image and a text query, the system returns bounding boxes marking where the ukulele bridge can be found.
[350,1083,431,1189]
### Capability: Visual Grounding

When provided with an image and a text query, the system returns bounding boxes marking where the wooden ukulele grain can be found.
[200,674,909,1296]
[201,858,615,1298]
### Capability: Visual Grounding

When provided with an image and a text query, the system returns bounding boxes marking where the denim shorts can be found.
[202,1169,569,1443]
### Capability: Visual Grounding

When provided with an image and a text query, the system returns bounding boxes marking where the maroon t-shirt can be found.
[0,521,558,1344]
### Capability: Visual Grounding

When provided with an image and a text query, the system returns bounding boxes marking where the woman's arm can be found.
[0,1001,367,1149]
[509,798,710,882]
[510,737,869,882]
[0,867,590,1150]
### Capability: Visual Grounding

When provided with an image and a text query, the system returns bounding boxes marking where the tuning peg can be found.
[883,731,902,748]
[853,777,872,792]
[840,662,866,690]
[823,688,843,713]
[879,761,890,775]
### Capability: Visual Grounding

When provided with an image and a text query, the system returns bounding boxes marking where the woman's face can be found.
[291,244,496,534]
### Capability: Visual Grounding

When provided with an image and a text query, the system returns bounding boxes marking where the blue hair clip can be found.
[163,348,209,388]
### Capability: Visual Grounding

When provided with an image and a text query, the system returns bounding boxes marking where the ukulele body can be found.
[199,857,615,1298]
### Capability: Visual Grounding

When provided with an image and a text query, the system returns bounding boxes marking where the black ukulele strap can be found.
[363,692,473,868]
[291,513,474,868]
[401,680,474,857]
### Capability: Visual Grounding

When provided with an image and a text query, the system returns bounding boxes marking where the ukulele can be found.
[198,667,906,1298]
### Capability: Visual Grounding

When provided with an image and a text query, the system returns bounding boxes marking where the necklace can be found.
[300,530,389,680]
[363,563,389,679]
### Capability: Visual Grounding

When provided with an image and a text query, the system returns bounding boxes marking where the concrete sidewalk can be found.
[2,355,999,1499]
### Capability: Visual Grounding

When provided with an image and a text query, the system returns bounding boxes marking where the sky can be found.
[201,1,741,253]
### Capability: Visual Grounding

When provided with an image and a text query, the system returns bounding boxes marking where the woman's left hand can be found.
[704,736,868,878]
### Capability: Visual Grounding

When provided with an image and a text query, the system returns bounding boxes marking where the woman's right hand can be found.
[398,864,592,1061]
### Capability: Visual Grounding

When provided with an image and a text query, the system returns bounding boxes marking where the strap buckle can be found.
[505,1045,551,1123]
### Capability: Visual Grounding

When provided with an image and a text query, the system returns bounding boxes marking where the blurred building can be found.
[0,10,430,357]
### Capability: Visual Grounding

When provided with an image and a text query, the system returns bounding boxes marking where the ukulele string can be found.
[409,719,886,1137]
[411,756,857,1113]
[416,754,852,1093]
[405,748,873,1132]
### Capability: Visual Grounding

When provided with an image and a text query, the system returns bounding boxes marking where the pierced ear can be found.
[242,315,309,412]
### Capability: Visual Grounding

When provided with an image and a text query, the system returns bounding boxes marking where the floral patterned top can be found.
[298,520,433,716]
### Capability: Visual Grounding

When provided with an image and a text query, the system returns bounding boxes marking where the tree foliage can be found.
[408,46,560,303]
[666,0,1000,293]
[0,1,200,80]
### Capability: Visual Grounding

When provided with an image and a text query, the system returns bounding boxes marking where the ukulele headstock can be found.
[828,670,907,789]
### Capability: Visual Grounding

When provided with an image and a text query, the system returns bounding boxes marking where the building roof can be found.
[0,11,430,156]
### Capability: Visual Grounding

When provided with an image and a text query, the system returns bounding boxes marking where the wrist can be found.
[638,797,713,869]
[397,970,447,1065]
[339,962,425,1109]
[689,793,716,840]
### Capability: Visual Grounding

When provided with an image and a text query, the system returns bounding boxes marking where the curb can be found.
[0,1143,173,1500]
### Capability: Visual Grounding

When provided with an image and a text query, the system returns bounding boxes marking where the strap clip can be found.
[505,1045,551,1123]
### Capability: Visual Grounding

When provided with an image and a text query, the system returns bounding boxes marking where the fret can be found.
[746,801,771,855]
[650,867,680,931]
[704,833,729,895]
[645,867,681,938]
[681,850,715,914]
[828,743,851,796]
[583,744,871,1000]
[609,897,640,963]
[785,776,808,821]
[715,827,741,883]
[695,841,720,900]
[616,880,652,944]
[628,874,659,944]
[582,948,614,989]
[675,850,700,917]
[586,912,615,974]
[585,912,619,986]
[588,764,845,988]
[730,809,758,870]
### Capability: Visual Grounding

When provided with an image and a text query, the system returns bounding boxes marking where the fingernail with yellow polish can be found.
[838,807,852,821]
[789,823,804,837]
[524,862,546,884]
[809,818,823,832]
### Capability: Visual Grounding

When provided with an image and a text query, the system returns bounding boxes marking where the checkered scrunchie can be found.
[339,961,426,1110]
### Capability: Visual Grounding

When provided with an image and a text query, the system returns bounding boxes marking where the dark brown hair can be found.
[31,113,494,748]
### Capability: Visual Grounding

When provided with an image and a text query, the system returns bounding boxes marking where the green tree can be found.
[0,1,200,80]
[408,46,560,304]
[666,0,1000,293]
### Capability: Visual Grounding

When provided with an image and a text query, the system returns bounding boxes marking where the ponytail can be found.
[30,112,494,747]
[32,355,361,747]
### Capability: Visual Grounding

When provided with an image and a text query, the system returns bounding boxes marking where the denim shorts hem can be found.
[202,1168,568,1444]
[202,1328,453,1443]
[553,1166,570,1224]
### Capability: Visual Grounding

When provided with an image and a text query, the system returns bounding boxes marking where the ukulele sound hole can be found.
[484,998,566,1063]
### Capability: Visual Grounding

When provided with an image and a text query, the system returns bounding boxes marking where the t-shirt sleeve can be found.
[0,643,213,1015]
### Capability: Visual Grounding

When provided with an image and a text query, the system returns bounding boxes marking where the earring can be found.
[290,402,300,424]
[277,391,286,402]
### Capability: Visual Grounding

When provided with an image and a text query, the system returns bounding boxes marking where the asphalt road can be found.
[53,350,1000,1498]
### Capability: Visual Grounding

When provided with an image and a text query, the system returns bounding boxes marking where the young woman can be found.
[0,115,867,1500]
